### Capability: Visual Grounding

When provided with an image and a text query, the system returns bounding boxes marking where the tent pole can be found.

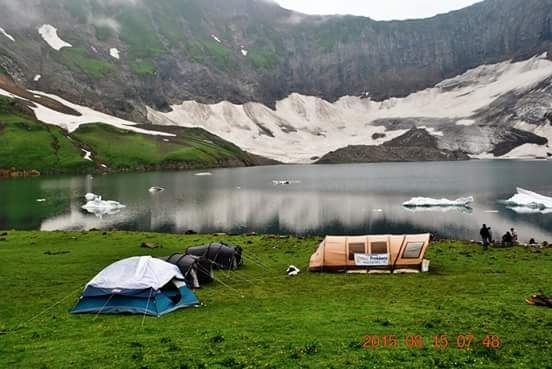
[141,289,153,326]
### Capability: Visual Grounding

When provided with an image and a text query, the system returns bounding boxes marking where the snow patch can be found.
[501,144,549,159]
[82,149,93,161]
[0,27,15,42]
[456,119,475,126]
[38,24,72,51]
[33,74,41,82]
[109,48,120,60]
[0,86,174,137]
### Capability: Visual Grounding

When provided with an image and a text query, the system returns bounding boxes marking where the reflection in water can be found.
[506,206,552,215]
[0,161,551,241]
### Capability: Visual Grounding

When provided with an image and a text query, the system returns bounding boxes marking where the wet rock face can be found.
[316,129,470,164]
[1,0,552,120]
[491,129,549,156]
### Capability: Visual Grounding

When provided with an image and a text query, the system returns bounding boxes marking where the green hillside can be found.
[0,96,274,176]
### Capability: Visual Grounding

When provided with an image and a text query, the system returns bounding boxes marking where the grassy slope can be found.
[70,124,265,170]
[0,231,550,369]
[0,98,93,173]
[0,96,273,174]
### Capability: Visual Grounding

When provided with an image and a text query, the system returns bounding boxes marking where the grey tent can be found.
[161,254,214,288]
[186,243,243,270]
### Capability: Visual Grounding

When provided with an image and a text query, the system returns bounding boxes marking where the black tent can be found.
[186,243,243,270]
[160,254,214,288]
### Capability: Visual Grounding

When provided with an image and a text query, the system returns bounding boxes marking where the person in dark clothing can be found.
[480,224,491,249]
[502,231,513,246]
[510,228,518,244]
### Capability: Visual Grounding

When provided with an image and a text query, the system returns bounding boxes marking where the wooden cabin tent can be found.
[309,234,431,272]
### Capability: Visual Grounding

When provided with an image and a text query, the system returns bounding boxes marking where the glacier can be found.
[148,54,552,163]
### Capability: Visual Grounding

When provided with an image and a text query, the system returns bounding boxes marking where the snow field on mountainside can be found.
[38,25,72,51]
[0,86,174,137]
[149,54,552,162]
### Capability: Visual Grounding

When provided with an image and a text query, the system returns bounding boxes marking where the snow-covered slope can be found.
[148,54,552,163]
[0,86,173,137]
[38,24,72,51]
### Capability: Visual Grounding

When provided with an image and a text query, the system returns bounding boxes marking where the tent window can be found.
[402,242,424,259]
[348,243,366,260]
[370,242,388,254]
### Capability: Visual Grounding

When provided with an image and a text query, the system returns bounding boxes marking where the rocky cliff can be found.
[1,0,552,122]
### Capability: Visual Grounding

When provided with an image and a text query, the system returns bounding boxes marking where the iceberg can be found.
[82,193,126,217]
[272,179,301,185]
[402,206,473,214]
[148,186,165,193]
[402,196,474,207]
[503,188,552,209]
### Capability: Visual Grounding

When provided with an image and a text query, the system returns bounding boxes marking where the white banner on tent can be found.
[354,253,389,266]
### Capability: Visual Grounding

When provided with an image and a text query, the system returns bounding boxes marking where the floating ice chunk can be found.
[109,48,120,60]
[502,188,552,209]
[210,34,221,43]
[272,179,300,185]
[195,172,212,176]
[38,24,72,51]
[402,196,474,207]
[33,74,41,82]
[82,194,126,217]
[402,206,473,214]
[148,186,165,193]
[85,193,97,201]
[0,27,15,42]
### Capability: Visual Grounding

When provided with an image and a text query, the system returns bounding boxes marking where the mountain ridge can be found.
[1,0,552,121]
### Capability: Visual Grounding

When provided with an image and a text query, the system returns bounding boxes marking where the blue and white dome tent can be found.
[72,256,199,316]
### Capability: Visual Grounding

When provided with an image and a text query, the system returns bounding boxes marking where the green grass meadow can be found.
[0,231,550,368]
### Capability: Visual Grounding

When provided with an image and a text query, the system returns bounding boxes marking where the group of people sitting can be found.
[479,224,518,248]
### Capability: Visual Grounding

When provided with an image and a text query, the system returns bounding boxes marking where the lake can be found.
[1,161,552,242]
